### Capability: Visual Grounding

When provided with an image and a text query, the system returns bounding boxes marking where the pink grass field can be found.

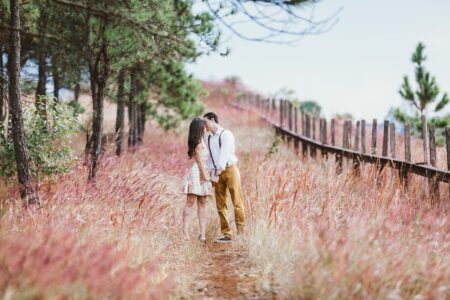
[1,81,450,299]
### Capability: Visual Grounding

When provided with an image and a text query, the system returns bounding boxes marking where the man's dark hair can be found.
[204,112,218,123]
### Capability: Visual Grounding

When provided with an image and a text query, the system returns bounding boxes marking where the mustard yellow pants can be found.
[215,165,245,238]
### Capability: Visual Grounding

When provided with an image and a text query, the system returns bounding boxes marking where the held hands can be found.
[203,171,219,184]
[201,172,211,182]
[210,172,219,183]
[205,174,212,182]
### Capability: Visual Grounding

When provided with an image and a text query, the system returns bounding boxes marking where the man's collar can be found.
[213,126,223,136]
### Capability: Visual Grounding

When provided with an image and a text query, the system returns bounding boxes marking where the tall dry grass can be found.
[1,79,449,299]
[228,106,450,299]
[0,127,218,299]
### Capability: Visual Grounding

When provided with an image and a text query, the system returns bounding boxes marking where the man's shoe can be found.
[215,236,232,243]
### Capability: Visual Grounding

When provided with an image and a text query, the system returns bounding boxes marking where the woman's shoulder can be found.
[195,140,205,152]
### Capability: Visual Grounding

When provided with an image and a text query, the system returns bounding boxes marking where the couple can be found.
[182,112,245,243]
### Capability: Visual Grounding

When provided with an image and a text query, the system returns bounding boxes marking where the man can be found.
[203,112,245,243]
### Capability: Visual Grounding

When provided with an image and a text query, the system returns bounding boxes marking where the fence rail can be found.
[234,95,450,202]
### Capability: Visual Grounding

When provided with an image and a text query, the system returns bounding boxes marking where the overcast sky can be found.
[187,0,450,120]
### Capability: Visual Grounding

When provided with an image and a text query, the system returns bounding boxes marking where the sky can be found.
[187,0,450,120]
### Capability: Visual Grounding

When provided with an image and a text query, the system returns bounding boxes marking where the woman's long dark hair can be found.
[188,118,205,159]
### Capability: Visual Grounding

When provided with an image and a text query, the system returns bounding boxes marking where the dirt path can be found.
[183,97,277,299]
[191,242,273,299]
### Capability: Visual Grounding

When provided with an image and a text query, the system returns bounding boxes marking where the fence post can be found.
[289,102,293,131]
[354,121,360,152]
[331,119,336,146]
[312,117,316,140]
[343,120,352,150]
[361,120,366,154]
[264,98,268,117]
[305,113,311,138]
[287,102,293,145]
[301,111,307,158]
[353,121,361,175]
[332,119,341,173]
[294,107,299,154]
[301,111,305,135]
[429,125,439,203]
[446,127,450,197]
[390,123,396,158]
[390,122,398,180]
[401,124,411,191]
[319,119,322,141]
[311,116,317,158]
[321,119,328,159]
[382,120,389,157]
[343,121,349,149]
[294,106,298,134]
[348,120,353,150]
[346,121,353,168]
[371,119,377,155]
[279,100,283,128]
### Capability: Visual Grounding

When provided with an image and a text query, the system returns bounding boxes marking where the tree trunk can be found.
[36,51,47,116]
[138,102,146,144]
[115,67,125,156]
[88,73,105,181]
[135,64,145,144]
[136,99,141,144]
[127,97,132,147]
[74,82,80,102]
[128,69,137,148]
[87,23,109,181]
[8,0,39,205]
[52,64,60,101]
[421,114,429,164]
[36,51,46,98]
[0,46,5,123]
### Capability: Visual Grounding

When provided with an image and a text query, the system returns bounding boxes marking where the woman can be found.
[182,118,212,242]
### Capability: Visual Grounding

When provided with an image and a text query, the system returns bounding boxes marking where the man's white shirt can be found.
[205,126,238,175]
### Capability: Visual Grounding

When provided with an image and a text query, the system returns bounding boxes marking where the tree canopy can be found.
[0,0,332,203]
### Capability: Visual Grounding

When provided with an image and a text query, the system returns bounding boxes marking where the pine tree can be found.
[394,42,449,158]
[397,42,448,120]
[7,0,39,205]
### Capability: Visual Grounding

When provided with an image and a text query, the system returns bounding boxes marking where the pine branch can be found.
[49,0,181,42]
[435,93,449,112]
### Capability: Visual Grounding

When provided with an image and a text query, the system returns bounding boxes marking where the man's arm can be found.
[217,130,234,173]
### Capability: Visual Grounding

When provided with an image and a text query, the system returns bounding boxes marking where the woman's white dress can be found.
[182,141,213,196]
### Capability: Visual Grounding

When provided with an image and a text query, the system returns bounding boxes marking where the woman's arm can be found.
[195,143,211,182]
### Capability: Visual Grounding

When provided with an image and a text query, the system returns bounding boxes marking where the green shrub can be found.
[68,99,86,116]
[265,136,284,159]
[0,97,78,181]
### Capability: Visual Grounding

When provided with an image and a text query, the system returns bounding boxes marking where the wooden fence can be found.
[235,95,450,203]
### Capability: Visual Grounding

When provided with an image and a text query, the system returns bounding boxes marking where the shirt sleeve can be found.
[217,130,234,173]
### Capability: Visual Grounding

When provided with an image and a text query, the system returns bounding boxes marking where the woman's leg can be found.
[183,194,196,240]
[197,196,207,241]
